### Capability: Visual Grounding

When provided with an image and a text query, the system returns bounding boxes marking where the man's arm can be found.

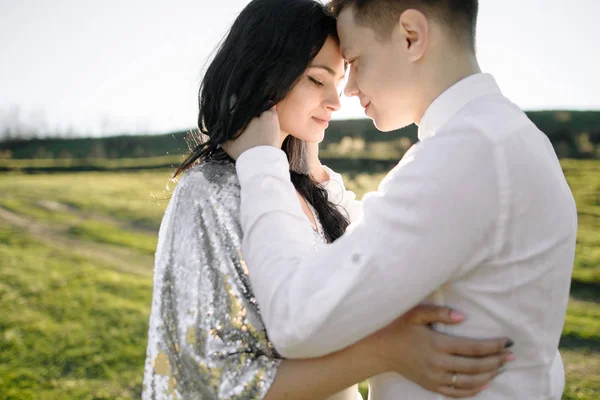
[237,132,499,359]
[265,305,512,400]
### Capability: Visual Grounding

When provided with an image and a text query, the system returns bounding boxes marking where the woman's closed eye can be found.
[308,76,325,87]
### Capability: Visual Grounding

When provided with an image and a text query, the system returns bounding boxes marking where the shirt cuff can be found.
[236,146,290,184]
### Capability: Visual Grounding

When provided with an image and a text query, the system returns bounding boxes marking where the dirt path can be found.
[0,206,154,277]
[35,199,159,233]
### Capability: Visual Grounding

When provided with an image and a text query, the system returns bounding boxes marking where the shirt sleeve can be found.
[236,133,499,359]
[321,165,363,223]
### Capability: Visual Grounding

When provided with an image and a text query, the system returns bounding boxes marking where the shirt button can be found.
[351,253,361,263]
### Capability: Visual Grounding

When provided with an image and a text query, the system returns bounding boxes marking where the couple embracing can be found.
[143,0,577,399]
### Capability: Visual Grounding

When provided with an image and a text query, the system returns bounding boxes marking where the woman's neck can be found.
[278,131,289,148]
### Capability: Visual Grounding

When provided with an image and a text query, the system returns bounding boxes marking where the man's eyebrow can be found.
[341,47,351,60]
[308,64,346,81]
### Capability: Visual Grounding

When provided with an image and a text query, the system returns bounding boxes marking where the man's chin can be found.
[372,118,397,132]
[372,116,409,133]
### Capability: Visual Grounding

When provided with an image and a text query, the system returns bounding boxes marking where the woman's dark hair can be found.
[174,0,349,242]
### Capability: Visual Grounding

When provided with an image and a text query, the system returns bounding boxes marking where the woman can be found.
[142,1,512,399]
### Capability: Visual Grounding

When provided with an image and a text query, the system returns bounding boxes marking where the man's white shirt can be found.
[236,73,577,399]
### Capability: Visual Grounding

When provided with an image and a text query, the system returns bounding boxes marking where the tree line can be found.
[1,111,599,161]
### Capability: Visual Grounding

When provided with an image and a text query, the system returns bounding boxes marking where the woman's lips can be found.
[312,117,330,127]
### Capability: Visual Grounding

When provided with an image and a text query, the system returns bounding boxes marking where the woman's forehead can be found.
[311,37,345,75]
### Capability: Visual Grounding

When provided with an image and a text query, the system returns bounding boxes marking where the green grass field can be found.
[1,159,599,399]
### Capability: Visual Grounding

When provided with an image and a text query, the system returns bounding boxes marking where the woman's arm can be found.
[266,342,371,400]
[265,305,513,400]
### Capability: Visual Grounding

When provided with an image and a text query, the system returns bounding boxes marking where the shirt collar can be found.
[417,73,502,141]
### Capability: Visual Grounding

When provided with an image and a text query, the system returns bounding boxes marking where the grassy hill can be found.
[0,159,599,399]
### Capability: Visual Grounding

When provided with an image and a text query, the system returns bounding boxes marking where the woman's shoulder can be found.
[176,160,240,200]
[159,160,241,241]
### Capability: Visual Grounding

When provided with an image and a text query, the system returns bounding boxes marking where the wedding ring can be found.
[451,373,458,386]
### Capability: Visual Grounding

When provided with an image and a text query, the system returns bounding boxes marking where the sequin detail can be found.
[142,161,283,399]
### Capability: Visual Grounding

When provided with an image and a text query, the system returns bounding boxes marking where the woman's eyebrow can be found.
[308,65,346,81]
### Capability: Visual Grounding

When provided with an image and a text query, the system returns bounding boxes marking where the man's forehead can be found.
[336,7,356,32]
[336,7,364,58]
[339,30,362,59]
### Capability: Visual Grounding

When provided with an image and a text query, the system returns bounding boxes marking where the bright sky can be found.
[1,0,599,136]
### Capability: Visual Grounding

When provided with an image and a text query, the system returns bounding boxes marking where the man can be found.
[225,0,577,398]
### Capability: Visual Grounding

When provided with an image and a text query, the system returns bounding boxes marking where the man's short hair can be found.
[329,0,478,50]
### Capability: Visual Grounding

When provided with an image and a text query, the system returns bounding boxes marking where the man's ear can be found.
[397,9,429,62]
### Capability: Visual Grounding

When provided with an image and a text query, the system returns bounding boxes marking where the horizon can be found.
[2,109,598,142]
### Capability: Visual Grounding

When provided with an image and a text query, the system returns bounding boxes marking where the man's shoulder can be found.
[445,94,540,144]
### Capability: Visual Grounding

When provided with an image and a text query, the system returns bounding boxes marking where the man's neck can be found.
[414,52,481,126]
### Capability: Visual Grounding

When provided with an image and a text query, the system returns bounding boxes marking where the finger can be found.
[434,352,512,375]
[434,334,513,357]
[263,108,280,123]
[436,385,486,399]
[441,370,498,390]
[407,304,466,325]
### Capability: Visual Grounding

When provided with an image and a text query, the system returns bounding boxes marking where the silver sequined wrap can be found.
[143,161,281,400]
[142,160,330,400]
